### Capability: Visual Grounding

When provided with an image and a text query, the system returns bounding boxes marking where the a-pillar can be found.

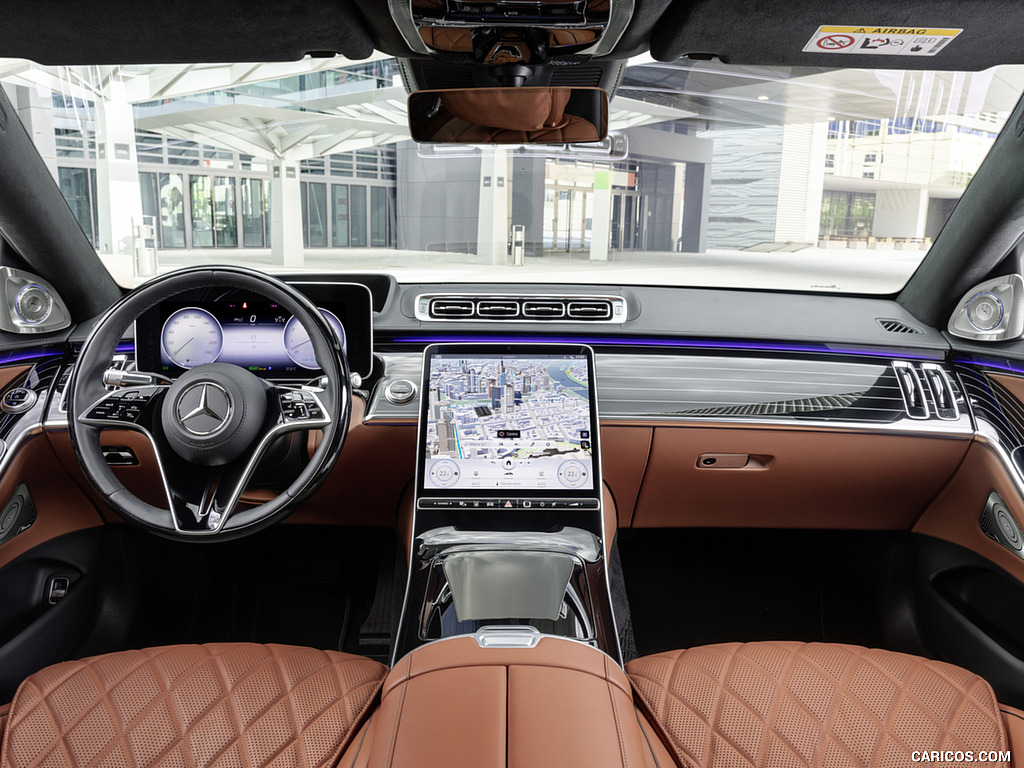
[94,81,143,256]
[590,170,611,261]
[270,162,304,267]
[476,147,509,265]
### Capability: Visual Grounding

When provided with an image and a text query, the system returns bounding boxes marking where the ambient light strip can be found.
[391,334,942,360]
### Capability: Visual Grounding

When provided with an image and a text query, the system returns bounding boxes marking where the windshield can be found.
[2,56,1022,292]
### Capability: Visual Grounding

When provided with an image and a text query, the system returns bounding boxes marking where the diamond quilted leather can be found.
[0,643,386,768]
[627,641,1008,768]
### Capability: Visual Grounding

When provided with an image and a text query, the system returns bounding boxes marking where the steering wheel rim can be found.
[68,266,351,540]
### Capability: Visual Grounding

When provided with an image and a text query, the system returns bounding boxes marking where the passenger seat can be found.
[627,641,1021,768]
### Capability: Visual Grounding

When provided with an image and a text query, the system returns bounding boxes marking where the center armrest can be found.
[361,634,650,768]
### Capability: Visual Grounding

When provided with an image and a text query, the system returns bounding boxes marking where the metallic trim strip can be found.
[388,0,433,55]
[418,526,601,562]
[589,0,635,56]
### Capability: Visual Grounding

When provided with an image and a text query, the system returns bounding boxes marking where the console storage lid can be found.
[364,633,650,768]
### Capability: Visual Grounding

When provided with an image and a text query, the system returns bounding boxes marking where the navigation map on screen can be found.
[423,352,594,492]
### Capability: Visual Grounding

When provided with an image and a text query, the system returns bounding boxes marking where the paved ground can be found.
[101,246,928,294]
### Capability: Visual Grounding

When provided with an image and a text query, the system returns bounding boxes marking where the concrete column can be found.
[476,147,509,265]
[872,187,929,239]
[94,81,143,256]
[270,162,304,267]
[590,169,611,261]
[680,162,710,253]
[14,85,58,180]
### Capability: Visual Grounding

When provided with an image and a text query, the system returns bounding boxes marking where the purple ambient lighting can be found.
[391,334,940,360]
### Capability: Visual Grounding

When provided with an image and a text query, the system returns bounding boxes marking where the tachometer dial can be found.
[282,309,347,370]
[160,307,224,369]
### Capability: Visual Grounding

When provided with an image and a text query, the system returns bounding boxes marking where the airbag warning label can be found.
[803,26,962,56]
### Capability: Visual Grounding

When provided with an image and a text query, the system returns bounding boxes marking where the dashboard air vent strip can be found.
[429,299,474,318]
[892,361,929,419]
[567,300,612,321]
[476,299,520,318]
[415,294,625,322]
[522,300,566,319]
[877,318,924,334]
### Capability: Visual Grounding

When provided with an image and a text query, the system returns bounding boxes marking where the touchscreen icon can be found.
[430,459,460,487]
[557,460,589,488]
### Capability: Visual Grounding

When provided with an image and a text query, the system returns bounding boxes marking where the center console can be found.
[394,343,619,662]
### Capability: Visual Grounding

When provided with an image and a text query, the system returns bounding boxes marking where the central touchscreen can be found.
[420,345,598,495]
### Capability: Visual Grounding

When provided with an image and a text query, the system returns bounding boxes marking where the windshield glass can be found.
[2,56,1022,292]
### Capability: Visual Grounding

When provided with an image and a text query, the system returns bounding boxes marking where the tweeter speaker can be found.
[14,284,52,324]
[0,483,35,545]
[966,291,1004,331]
[980,491,1024,554]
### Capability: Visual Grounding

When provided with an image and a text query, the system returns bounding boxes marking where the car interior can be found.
[4,1,1024,767]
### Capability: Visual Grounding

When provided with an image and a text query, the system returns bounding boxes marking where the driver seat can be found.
[0,643,386,768]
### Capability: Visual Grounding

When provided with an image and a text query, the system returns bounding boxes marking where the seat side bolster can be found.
[1001,706,1024,768]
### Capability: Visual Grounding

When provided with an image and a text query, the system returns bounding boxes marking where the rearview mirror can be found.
[408,87,608,145]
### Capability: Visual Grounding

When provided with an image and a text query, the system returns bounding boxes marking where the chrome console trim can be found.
[418,526,602,562]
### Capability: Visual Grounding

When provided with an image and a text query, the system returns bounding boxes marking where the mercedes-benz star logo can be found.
[176,382,232,436]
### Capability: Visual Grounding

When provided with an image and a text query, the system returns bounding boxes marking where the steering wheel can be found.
[68,266,351,540]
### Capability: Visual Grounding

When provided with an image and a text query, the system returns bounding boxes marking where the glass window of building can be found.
[371,187,388,248]
[58,167,96,245]
[190,175,214,247]
[332,185,349,247]
[214,177,237,247]
[350,186,367,247]
[241,179,266,248]
[301,182,328,247]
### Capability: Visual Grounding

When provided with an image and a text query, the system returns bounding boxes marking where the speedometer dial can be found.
[282,309,347,370]
[160,307,224,369]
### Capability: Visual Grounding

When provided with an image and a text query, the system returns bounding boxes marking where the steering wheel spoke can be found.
[78,385,168,429]
[274,385,332,429]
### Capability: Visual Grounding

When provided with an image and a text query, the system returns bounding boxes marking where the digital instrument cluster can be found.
[135,282,373,378]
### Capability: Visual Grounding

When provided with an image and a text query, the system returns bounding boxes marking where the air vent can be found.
[567,300,613,321]
[522,300,566,319]
[921,363,959,420]
[877,318,924,334]
[416,294,626,322]
[550,67,604,87]
[892,361,929,419]
[429,298,474,318]
[477,299,519,318]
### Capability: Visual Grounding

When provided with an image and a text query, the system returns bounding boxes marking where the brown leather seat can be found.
[0,643,386,768]
[627,641,1018,768]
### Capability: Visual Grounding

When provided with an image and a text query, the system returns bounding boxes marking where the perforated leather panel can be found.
[627,641,1008,768]
[0,643,386,768]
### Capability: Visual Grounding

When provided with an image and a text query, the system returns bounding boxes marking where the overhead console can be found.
[395,343,617,661]
[390,0,634,61]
